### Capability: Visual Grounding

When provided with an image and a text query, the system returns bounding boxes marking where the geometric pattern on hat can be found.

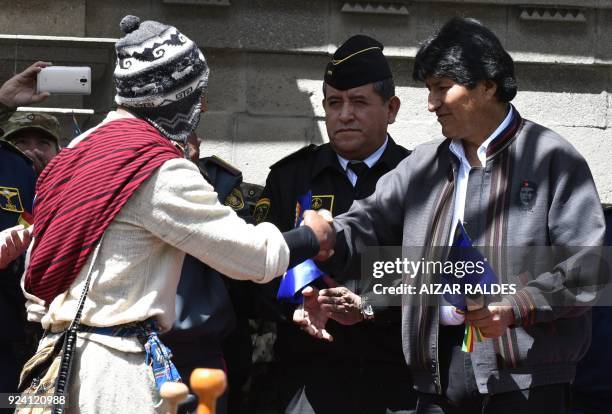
[115,27,209,108]
[113,15,209,143]
[131,89,203,144]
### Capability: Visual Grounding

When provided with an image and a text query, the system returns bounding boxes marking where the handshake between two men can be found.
[296,210,516,343]
[294,209,364,343]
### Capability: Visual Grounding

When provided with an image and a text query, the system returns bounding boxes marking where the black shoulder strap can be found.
[53,238,103,413]
[199,156,243,203]
[202,155,241,177]
[270,144,317,169]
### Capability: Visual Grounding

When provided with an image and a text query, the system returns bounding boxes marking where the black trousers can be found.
[415,325,571,414]
[416,383,572,414]
[280,355,416,414]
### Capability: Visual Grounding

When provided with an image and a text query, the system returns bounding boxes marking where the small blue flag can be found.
[440,221,499,351]
[277,191,324,303]
[439,221,497,310]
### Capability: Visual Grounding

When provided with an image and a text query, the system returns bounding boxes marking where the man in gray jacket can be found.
[300,17,606,414]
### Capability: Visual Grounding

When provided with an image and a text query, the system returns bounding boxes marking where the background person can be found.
[0,61,49,404]
[1,111,62,174]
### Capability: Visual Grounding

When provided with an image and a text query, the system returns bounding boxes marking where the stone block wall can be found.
[0,0,610,201]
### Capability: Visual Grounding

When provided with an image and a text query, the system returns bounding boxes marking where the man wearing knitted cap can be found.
[18,16,334,413]
[253,35,416,413]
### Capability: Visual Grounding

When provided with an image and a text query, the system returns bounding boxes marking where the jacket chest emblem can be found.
[311,194,334,214]
[518,180,537,211]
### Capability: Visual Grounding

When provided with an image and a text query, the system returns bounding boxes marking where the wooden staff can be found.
[160,381,189,414]
[190,368,227,414]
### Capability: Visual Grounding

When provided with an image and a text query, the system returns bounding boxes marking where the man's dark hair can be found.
[413,17,517,102]
[322,77,396,102]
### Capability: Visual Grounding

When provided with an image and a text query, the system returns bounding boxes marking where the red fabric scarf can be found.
[24,117,182,304]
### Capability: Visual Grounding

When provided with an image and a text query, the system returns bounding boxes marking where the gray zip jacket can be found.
[322,113,605,395]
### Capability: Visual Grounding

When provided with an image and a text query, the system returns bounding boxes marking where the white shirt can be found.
[23,110,290,352]
[447,106,514,245]
[336,136,389,187]
[440,106,513,325]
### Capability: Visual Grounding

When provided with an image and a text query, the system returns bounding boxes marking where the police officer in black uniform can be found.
[0,61,50,404]
[0,139,36,397]
[253,35,416,414]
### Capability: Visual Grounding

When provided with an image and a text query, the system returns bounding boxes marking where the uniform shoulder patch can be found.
[254,197,271,224]
[203,155,241,176]
[270,144,317,169]
[224,187,245,211]
[0,186,24,213]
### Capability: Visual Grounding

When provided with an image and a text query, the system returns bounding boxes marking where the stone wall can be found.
[0,0,610,201]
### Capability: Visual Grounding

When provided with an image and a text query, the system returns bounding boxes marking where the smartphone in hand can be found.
[36,66,91,95]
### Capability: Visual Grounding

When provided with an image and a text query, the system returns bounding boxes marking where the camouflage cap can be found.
[0,112,61,145]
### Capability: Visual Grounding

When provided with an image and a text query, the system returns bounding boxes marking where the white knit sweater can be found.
[22,111,289,352]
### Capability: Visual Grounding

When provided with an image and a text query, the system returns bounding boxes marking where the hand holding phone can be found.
[36,66,91,95]
[0,61,51,108]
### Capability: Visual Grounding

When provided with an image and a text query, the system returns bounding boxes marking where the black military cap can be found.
[324,34,392,90]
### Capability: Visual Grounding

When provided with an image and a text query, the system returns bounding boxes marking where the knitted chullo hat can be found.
[114,15,209,143]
